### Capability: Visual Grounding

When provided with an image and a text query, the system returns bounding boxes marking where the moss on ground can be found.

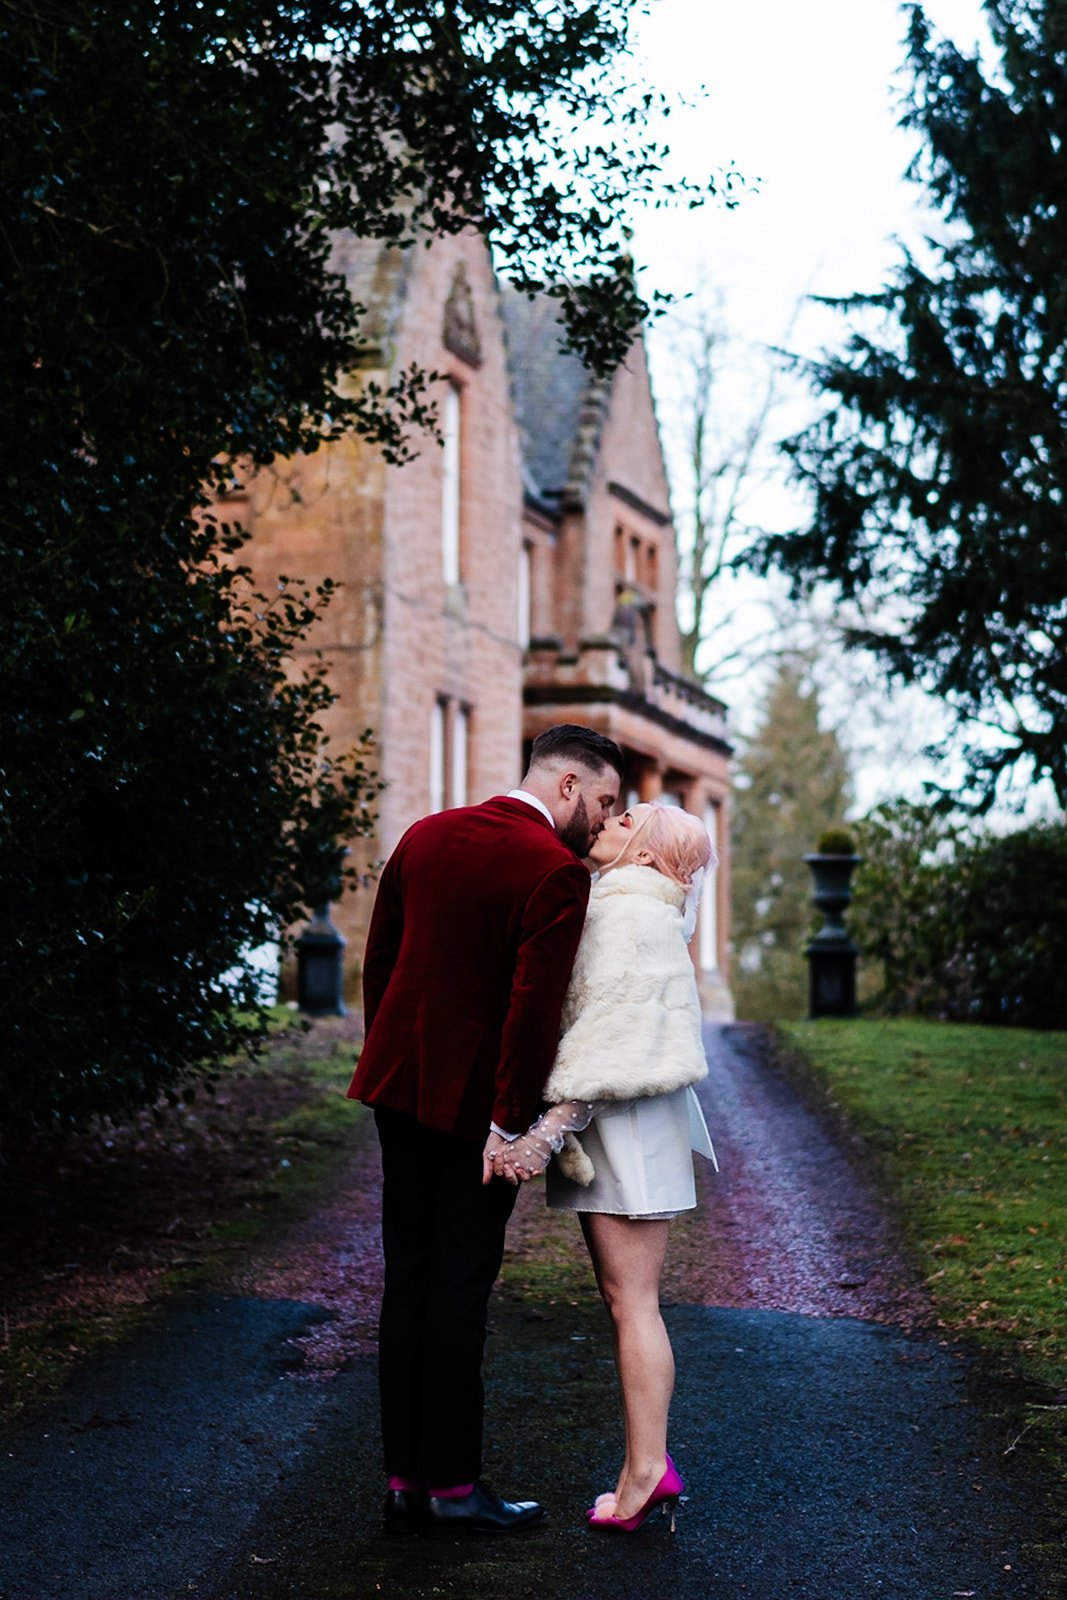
[0,1013,366,1420]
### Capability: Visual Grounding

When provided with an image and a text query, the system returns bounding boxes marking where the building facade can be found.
[503,289,732,1011]
[229,231,733,1011]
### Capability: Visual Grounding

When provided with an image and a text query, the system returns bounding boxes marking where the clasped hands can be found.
[481,1128,553,1186]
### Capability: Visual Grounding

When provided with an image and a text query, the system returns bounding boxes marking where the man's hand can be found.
[482,1129,516,1185]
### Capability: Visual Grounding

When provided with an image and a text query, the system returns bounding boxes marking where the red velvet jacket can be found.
[347,796,591,1141]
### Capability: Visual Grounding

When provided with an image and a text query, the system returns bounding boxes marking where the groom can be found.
[348,724,624,1534]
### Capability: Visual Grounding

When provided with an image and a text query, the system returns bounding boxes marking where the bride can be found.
[489,802,717,1533]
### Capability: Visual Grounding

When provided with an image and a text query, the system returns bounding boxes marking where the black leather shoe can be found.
[382,1487,427,1535]
[424,1481,544,1535]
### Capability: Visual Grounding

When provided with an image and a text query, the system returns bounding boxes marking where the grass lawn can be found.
[777,1019,1066,1480]
[777,1020,1066,1373]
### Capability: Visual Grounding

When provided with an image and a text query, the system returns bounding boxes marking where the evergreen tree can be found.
[758,1,1067,809]
[731,662,852,1020]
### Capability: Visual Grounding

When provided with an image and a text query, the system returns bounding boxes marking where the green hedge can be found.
[851,804,1067,1029]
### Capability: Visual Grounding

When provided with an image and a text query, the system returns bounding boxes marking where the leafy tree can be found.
[758,1,1067,809]
[943,823,1067,1026]
[852,803,1067,1027]
[731,661,852,1020]
[848,799,965,1015]
[1,0,723,1138]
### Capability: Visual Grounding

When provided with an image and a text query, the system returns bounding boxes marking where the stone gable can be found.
[232,243,733,1010]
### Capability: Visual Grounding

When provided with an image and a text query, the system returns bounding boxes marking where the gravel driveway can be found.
[0,1025,1052,1600]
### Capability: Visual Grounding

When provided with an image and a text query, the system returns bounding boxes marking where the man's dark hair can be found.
[529,724,625,778]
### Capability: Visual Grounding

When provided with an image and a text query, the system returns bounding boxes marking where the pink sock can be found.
[387,1474,422,1492]
[427,1482,474,1500]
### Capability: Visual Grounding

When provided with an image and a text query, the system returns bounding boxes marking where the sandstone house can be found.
[224,230,733,1011]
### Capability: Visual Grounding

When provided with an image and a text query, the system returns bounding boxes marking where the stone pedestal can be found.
[297,904,347,1017]
[804,854,861,1019]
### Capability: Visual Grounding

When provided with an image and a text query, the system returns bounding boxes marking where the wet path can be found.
[673,1024,932,1326]
[0,1026,1051,1600]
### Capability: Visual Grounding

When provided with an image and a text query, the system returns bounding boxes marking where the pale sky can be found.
[632,0,989,319]
[622,0,1036,816]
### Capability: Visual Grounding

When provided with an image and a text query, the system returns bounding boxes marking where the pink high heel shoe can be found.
[586,1455,684,1534]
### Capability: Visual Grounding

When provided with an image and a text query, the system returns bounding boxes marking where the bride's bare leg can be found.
[579,1212,673,1520]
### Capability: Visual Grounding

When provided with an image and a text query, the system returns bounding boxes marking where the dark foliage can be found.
[849,800,968,1016]
[851,801,1067,1027]
[758,1,1067,808]
[0,0,722,1138]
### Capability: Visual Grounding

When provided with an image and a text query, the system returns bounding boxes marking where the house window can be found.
[432,696,471,810]
[626,535,639,583]
[441,383,461,585]
[452,704,470,808]
[429,698,446,813]
[699,802,720,972]
[518,543,532,649]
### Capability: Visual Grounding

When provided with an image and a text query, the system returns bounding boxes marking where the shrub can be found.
[936,823,1067,1028]
[851,803,1067,1029]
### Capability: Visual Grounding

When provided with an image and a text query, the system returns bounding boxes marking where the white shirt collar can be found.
[506,789,555,828]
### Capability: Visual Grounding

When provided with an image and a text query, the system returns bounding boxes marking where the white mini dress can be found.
[545,1084,717,1220]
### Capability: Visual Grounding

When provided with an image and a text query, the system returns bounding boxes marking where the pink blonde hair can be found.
[617,803,716,887]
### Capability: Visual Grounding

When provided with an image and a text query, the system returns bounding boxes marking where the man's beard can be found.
[558,794,592,858]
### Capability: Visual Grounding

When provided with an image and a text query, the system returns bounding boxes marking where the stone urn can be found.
[803,843,862,1019]
[296,903,347,1016]
[296,848,349,1016]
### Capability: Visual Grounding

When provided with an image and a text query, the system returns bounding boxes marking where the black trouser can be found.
[374,1107,519,1486]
